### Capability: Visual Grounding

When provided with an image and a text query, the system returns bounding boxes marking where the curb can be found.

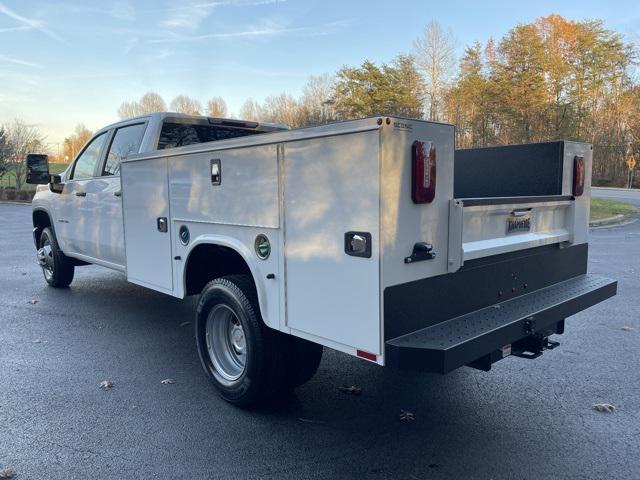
[589,214,626,227]
[592,187,639,192]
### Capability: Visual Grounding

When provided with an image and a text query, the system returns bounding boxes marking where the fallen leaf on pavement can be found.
[399,410,415,421]
[338,385,362,396]
[593,403,615,413]
[298,417,324,424]
[99,380,114,390]
[160,379,175,385]
[621,326,634,331]
[0,468,16,479]
[28,299,38,304]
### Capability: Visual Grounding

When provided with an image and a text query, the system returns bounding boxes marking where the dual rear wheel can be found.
[195,275,323,407]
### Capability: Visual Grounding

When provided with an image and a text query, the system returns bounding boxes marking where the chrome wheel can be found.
[205,304,247,382]
[37,238,54,281]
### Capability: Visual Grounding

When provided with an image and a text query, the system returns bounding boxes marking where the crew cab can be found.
[26,113,617,406]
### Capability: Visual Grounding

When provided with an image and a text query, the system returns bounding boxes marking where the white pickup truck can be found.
[26,112,617,406]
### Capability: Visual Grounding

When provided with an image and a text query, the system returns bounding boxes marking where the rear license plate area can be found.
[506,212,532,234]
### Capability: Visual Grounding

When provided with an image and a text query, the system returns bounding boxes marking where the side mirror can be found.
[49,174,64,194]
[26,154,50,184]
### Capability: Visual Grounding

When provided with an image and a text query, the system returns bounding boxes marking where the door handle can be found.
[75,191,86,197]
[114,191,122,197]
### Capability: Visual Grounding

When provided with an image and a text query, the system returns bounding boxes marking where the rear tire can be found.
[195,275,287,407]
[285,337,323,388]
[38,227,74,288]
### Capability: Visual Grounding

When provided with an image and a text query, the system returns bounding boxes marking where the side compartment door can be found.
[121,157,173,294]
[283,131,381,355]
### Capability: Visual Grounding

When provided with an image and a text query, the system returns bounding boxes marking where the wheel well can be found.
[184,244,252,296]
[32,209,52,245]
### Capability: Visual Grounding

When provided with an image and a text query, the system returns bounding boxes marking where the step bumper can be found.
[385,274,617,373]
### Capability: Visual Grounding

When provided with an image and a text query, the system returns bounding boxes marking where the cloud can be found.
[159,2,217,31]
[154,49,174,61]
[108,1,136,21]
[124,36,139,54]
[150,19,350,43]
[0,2,63,42]
[160,0,285,12]
[157,0,285,31]
[45,3,136,22]
[0,54,42,69]
[0,25,30,33]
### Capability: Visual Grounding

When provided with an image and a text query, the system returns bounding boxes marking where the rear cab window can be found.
[157,121,270,150]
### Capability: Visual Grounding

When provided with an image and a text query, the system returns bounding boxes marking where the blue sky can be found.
[1,0,639,148]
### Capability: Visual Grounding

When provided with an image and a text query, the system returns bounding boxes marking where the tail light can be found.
[411,141,436,204]
[573,156,585,196]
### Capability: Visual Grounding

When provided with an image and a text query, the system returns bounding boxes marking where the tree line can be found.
[113,15,637,185]
[2,14,637,188]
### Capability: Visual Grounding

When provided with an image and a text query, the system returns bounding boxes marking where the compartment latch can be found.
[404,242,436,263]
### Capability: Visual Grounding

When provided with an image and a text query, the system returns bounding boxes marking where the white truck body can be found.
[29,113,616,392]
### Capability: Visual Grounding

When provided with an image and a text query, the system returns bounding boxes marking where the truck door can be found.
[283,130,381,356]
[94,123,148,267]
[56,131,109,257]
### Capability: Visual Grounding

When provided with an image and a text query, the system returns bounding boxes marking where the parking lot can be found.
[1,202,639,479]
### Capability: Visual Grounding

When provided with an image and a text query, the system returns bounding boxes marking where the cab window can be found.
[157,122,262,150]
[103,123,147,176]
[71,132,107,180]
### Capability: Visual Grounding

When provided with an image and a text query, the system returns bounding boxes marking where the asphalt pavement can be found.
[1,203,639,479]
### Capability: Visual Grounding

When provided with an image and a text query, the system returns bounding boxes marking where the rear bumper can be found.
[385,274,617,373]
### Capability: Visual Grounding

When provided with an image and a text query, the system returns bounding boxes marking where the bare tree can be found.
[238,99,262,121]
[206,97,228,117]
[117,92,167,119]
[138,92,167,114]
[117,101,139,120]
[414,20,457,121]
[3,119,45,189]
[300,74,336,126]
[261,93,303,127]
[170,95,202,115]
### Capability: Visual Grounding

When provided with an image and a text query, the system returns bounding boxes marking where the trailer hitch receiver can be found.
[512,334,560,360]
